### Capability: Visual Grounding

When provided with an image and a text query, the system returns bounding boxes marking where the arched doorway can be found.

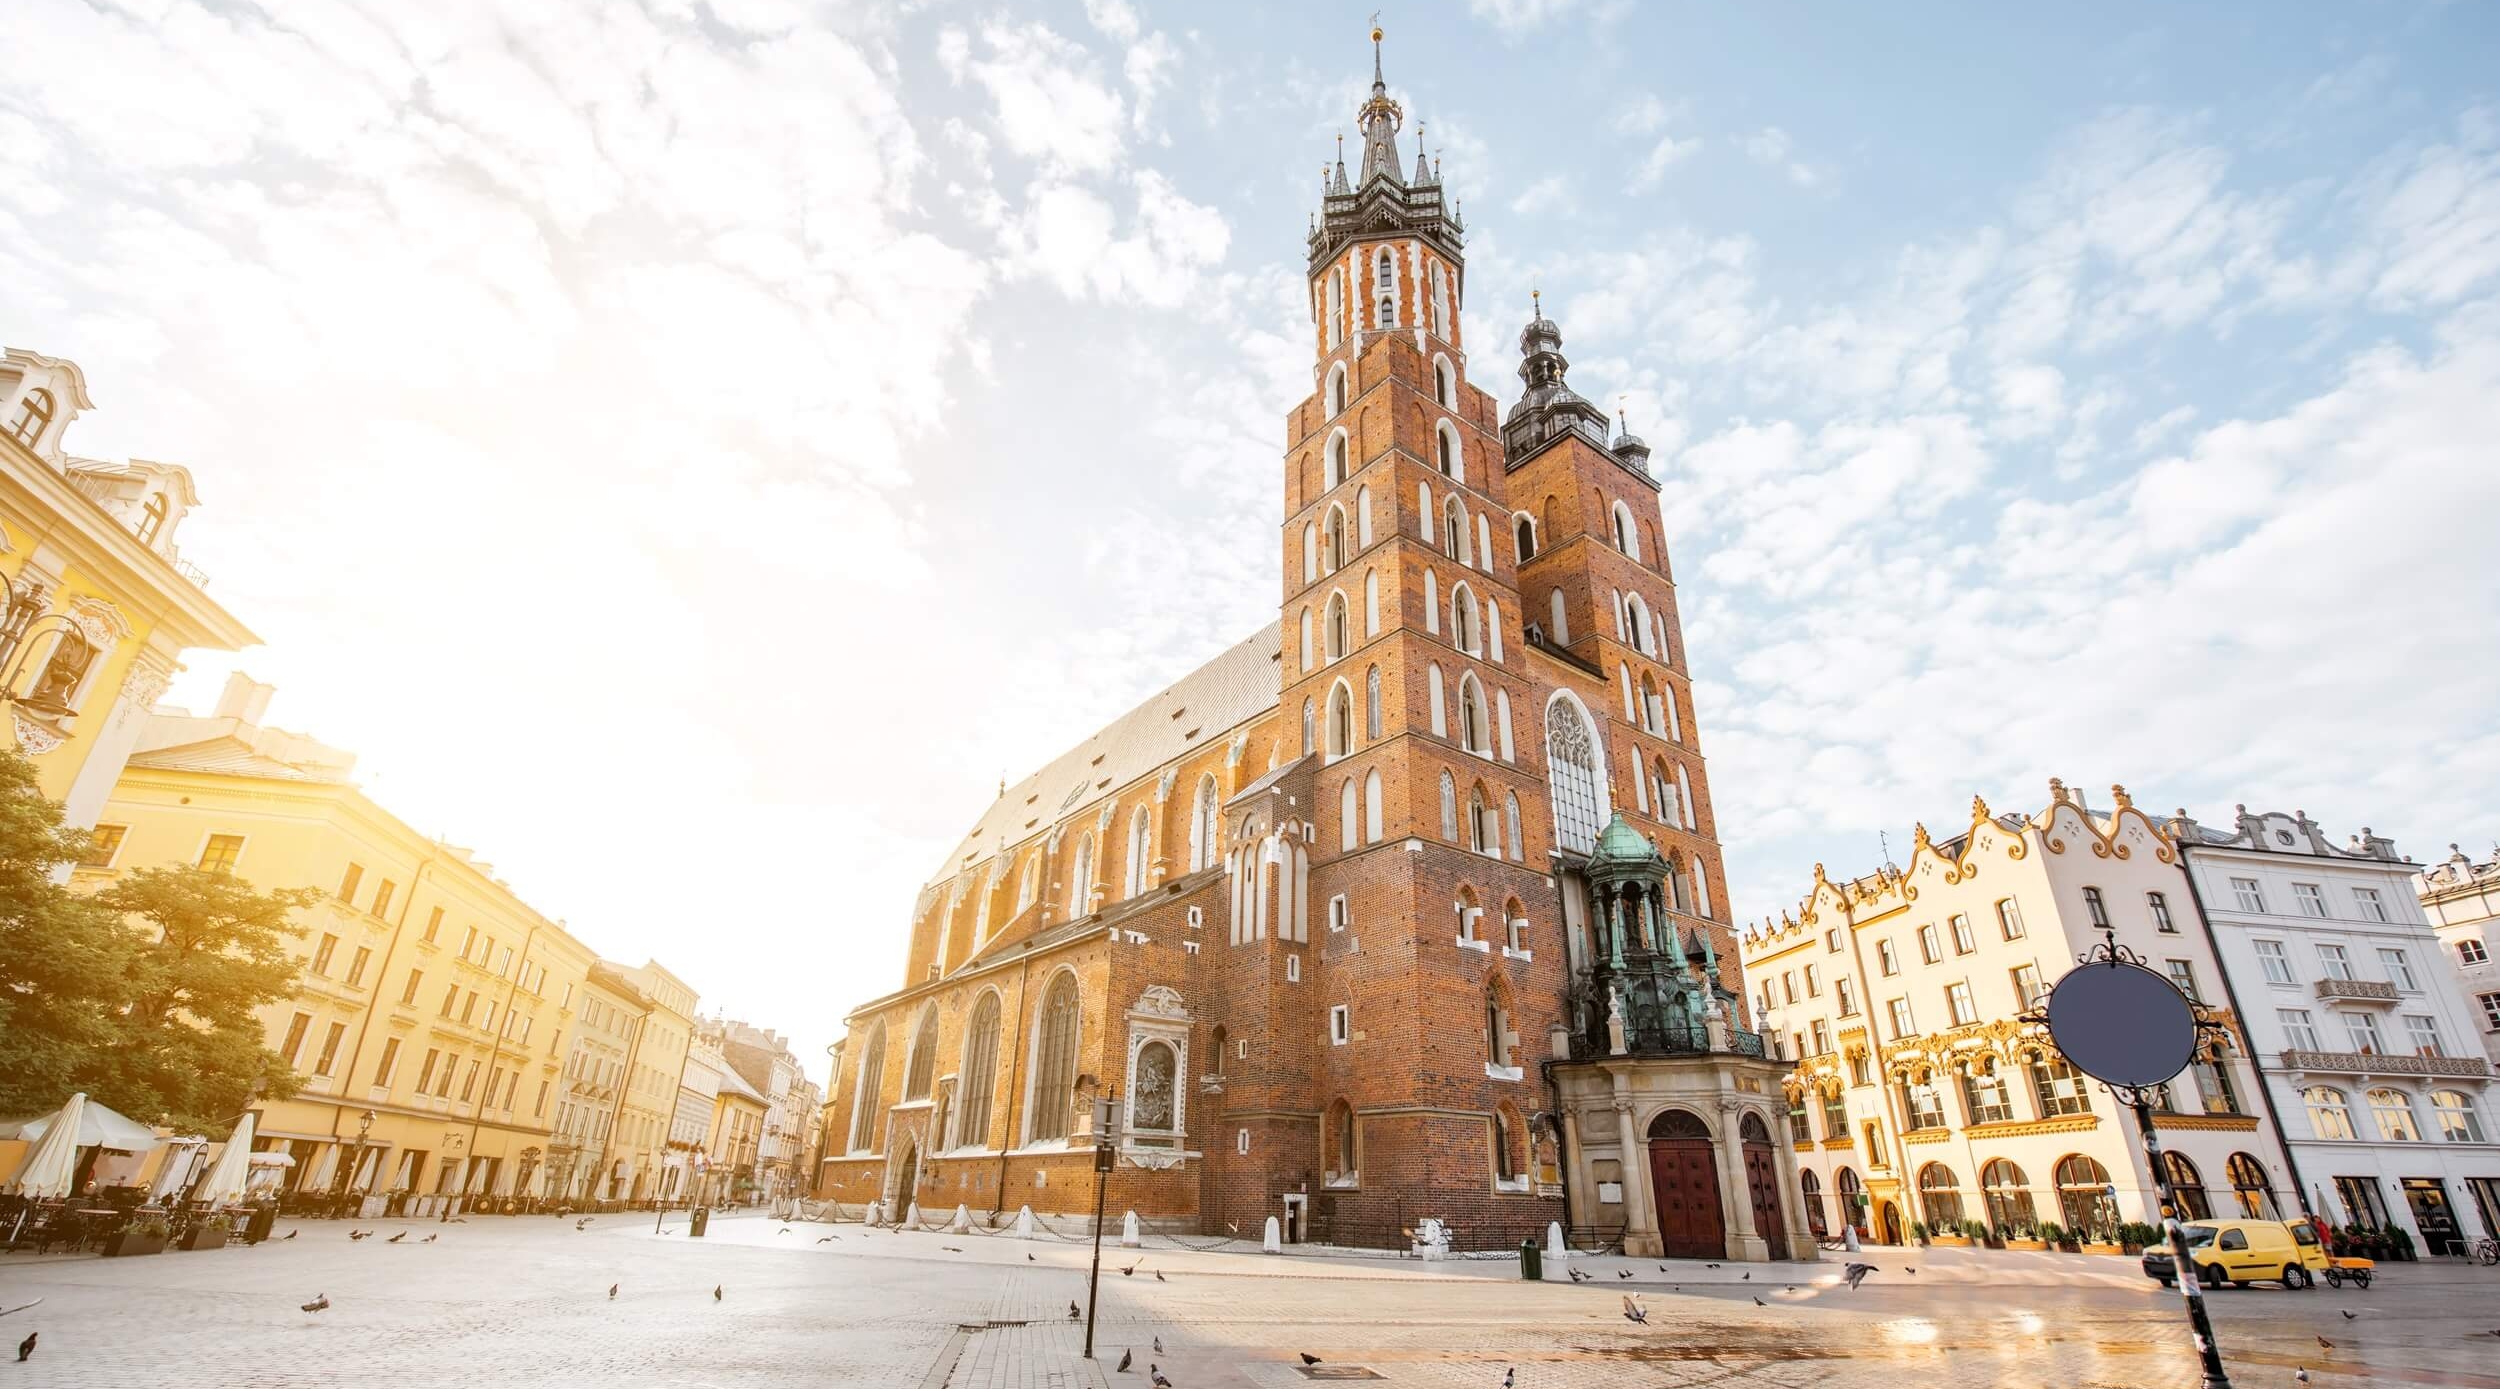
[1835,1167,1867,1237]
[1738,1113,1788,1259]
[1800,1170,1828,1240]
[2162,1151,2210,1220]
[1878,1201,1905,1246]
[891,1138,919,1214]
[2054,1154,2116,1239]
[1644,1109,1726,1259]
[2227,1153,2276,1218]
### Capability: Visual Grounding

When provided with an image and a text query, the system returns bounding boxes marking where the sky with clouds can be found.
[6,0,2499,1075]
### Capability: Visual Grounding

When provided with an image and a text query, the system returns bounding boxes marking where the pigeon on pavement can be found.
[608,1284,618,1300]
[301,1294,330,1313]
[942,1246,964,1253]
[820,1236,838,1244]
[1150,1368,1172,1388]
[17,1333,35,1362]
[576,1218,594,1230]
[1753,1296,1766,1307]
[1622,1294,1648,1325]
[347,1230,370,1240]
[2316,1337,2333,1351]
[1121,1259,1142,1276]
[2340,1310,2356,1320]
[1153,1336,1163,1354]
[387,1232,406,1244]
[1069,1302,1082,1321]
[1842,1263,1878,1290]
[282,1230,298,1241]
[1154,1270,1166,1283]
[422,1234,438,1244]
[2295,1370,2310,1385]
[1116,1348,1132,1372]
[1300,1352,1322,1365]
[712,1285,722,1302]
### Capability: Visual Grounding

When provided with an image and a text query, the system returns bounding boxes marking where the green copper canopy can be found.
[1586,811,1666,884]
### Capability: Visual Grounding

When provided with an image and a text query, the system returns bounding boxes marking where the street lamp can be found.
[0,572,98,726]
[336,1110,376,1219]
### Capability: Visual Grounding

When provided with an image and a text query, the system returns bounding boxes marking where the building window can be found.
[2293,882,2329,918]
[2164,959,2201,1003]
[1886,996,1915,1040]
[1917,924,1941,965]
[1877,939,1899,975]
[1543,699,1604,856]
[2081,886,2109,929]
[847,1022,888,1151]
[1949,914,1975,955]
[2343,1010,2384,1053]
[2230,877,2264,913]
[2279,1008,2320,1051]
[345,947,370,988]
[1810,1019,1831,1055]
[2459,939,2489,967]
[2378,948,2419,992]
[904,1007,940,1101]
[2316,943,2354,980]
[280,1012,311,1066]
[2352,886,2389,922]
[1026,974,1082,1144]
[372,879,395,918]
[439,984,458,1017]
[459,992,478,1025]
[1834,977,1858,1017]
[197,834,244,874]
[2191,1048,2239,1113]
[2402,1014,2443,1057]
[2148,892,2175,933]
[313,1022,346,1077]
[2478,991,2500,1030]
[1996,898,2025,940]
[2253,939,2294,985]
[401,969,423,1006]
[422,907,443,944]
[1963,1056,2013,1124]
[2430,1090,2487,1143]
[337,862,364,902]
[311,933,338,976]
[415,1049,439,1093]
[7,387,55,446]
[1901,1072,1946,1131]
[1821,1086,1845,1136]
[1328,894,1349,932]
[1330,1005,1350,1046]
[952,993,1000,1151]
[2029,1051,2091,1117]
[1946,981,1977,1026]
[2010,963,2042,1009]
[79,824,127,869]
[1803,964,1821,998]
[2366,1088,2420,1141]
[2304,1085,2355,1139]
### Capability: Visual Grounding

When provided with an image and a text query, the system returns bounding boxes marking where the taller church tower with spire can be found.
[819,29,1810,1267]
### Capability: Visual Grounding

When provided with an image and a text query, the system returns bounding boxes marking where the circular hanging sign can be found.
[2042,959,2197,1088]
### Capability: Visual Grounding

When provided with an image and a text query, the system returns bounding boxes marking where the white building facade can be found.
[2415,844,2500,1070]
[2176,809,2500,1252]
[1741,783,2290,1249]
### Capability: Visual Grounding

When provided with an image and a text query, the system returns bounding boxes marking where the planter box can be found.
[2002,1238,2048,1251]
[179,1225,228,1251]
[2080,1243,2127,1256]
[103,1229,168,1258]
[1928,1235,1973,1247]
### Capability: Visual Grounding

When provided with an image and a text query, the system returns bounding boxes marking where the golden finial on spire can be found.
[1531,286,1542,318]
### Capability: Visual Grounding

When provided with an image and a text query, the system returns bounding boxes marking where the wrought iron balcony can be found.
[1562,1013,1767,1063]
[2312,978,2399,1004]
[2277,1048,2490,1078]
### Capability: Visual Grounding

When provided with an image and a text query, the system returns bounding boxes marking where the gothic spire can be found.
[1355,23,1405,188]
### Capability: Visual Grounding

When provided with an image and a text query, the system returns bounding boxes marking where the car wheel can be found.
[2196,1264,2227,1289]
[2283,1264,2311,1289]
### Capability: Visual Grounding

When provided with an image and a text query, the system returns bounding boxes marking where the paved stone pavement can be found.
[3,1212,2496,1387]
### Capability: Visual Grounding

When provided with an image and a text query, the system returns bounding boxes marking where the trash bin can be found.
[1519,1237,1542,1281]
[689,1206,710,1238]
[244,1204,278,1246]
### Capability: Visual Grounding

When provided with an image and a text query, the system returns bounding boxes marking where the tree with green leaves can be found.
[0,748,137,1119]
[92,866,322,1135]
[0,747,321,1135]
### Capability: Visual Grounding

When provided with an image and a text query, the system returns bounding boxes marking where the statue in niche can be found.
[1133,1042,1176,1131]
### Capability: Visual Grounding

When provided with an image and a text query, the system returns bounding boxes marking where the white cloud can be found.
[1467,0,1579,32]
[1741,126,1822,187]
[1631,133,1702,192]
[1989,362,2067,441]
[1509,173,1577,217]
[1000,171,1229,307]
[945,20,1130,177]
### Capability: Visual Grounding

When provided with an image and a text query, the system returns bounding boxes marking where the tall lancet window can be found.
[1375,248,1397,327]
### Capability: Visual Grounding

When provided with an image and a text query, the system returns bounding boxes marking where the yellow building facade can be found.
[610,960,696,1203]
[0,348,256,825]
[81,675,600,1216]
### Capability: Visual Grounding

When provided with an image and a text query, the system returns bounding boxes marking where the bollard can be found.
[1121,1211,1142,1248]
[1263,1216,1282,1254]
[905,1202,921,1228]
[1520,1238,1542,1281]
[1015,1205,1036,1240]
[950,1204,971,1233]
[1545,1220,1568,1266]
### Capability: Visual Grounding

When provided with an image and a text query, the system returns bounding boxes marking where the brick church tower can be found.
[818,29,1810,1265]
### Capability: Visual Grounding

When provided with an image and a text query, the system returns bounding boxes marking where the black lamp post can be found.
[337,1110,376,1219]
[0,573,98,726]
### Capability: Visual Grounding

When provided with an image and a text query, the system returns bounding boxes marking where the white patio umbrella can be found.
[301,1145,339,1194]
[193,1113,257,1206]
[3,1093,88,1199]
[0,1094,157,1153]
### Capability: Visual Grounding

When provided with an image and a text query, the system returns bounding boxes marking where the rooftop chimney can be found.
[214,671,274,725]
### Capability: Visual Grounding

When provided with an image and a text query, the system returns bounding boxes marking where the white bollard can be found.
[1121,1210,1142,1248]
[1545,1221,1569,1263]
[905,1202,921,1228]
[864,1200,883,1226]
[951,1204,971,1233]
[1015,1205,1036,1240]
[1262,1215,1282,1254]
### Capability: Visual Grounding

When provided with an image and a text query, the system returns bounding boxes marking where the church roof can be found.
[924,621,1282,889]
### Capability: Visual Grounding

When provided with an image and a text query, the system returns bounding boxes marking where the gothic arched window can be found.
[1505,792,1524,862]
[1364,770,1384,842]
[1025,973,1082,1144]
[1068,834,1095,917]
[955,993,1001,1150]
[1325,362,1348,417]
[1339,778,1358,850]
[1364,664,1382,738]
[1126,806,1152,897]
[1326,433,1348,491]
[1442,496,1471,565]
[1467,783,1497,855]
[1429,263,1449,340]
[1612,500,1641,560]
[1325,268,1344,349]
[1435,421,1462,481]
[1302,698,1316,756]
[904,1006,940,1100]
[1545,697,1603,855]
[1513,513,1536,562]
[1456,674,1488,755]
[1451,584,1482,654]
[847,1022,887,1152]
[5,388,54,447]
[1326,680,1354,759]
[1190,775,1219,871]
[1439,771,1459,842]
[1374,248,1396,327]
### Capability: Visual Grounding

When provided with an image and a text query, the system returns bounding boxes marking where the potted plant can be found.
[2387,1226,2415,1262]
[2079,1221,2125,1255]
[179,1213,231,1251]
[104,1213,171,1258]
[1909,1220,1930,1245]
[2003,1217,2047,1252]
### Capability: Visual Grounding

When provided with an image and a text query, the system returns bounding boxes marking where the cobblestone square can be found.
[5,1214,2496,1387]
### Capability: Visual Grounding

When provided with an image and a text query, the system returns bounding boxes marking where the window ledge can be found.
[1503,946,1533,962]
[1324,1174,1359,1190]
[1454,937,1491,954]
[1485,1063,1524,1082]
[888,1098,934,1112]
[1492,1176,1530,1194]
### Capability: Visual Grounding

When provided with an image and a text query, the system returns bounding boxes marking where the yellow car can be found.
[2141,1219,2331,1290]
